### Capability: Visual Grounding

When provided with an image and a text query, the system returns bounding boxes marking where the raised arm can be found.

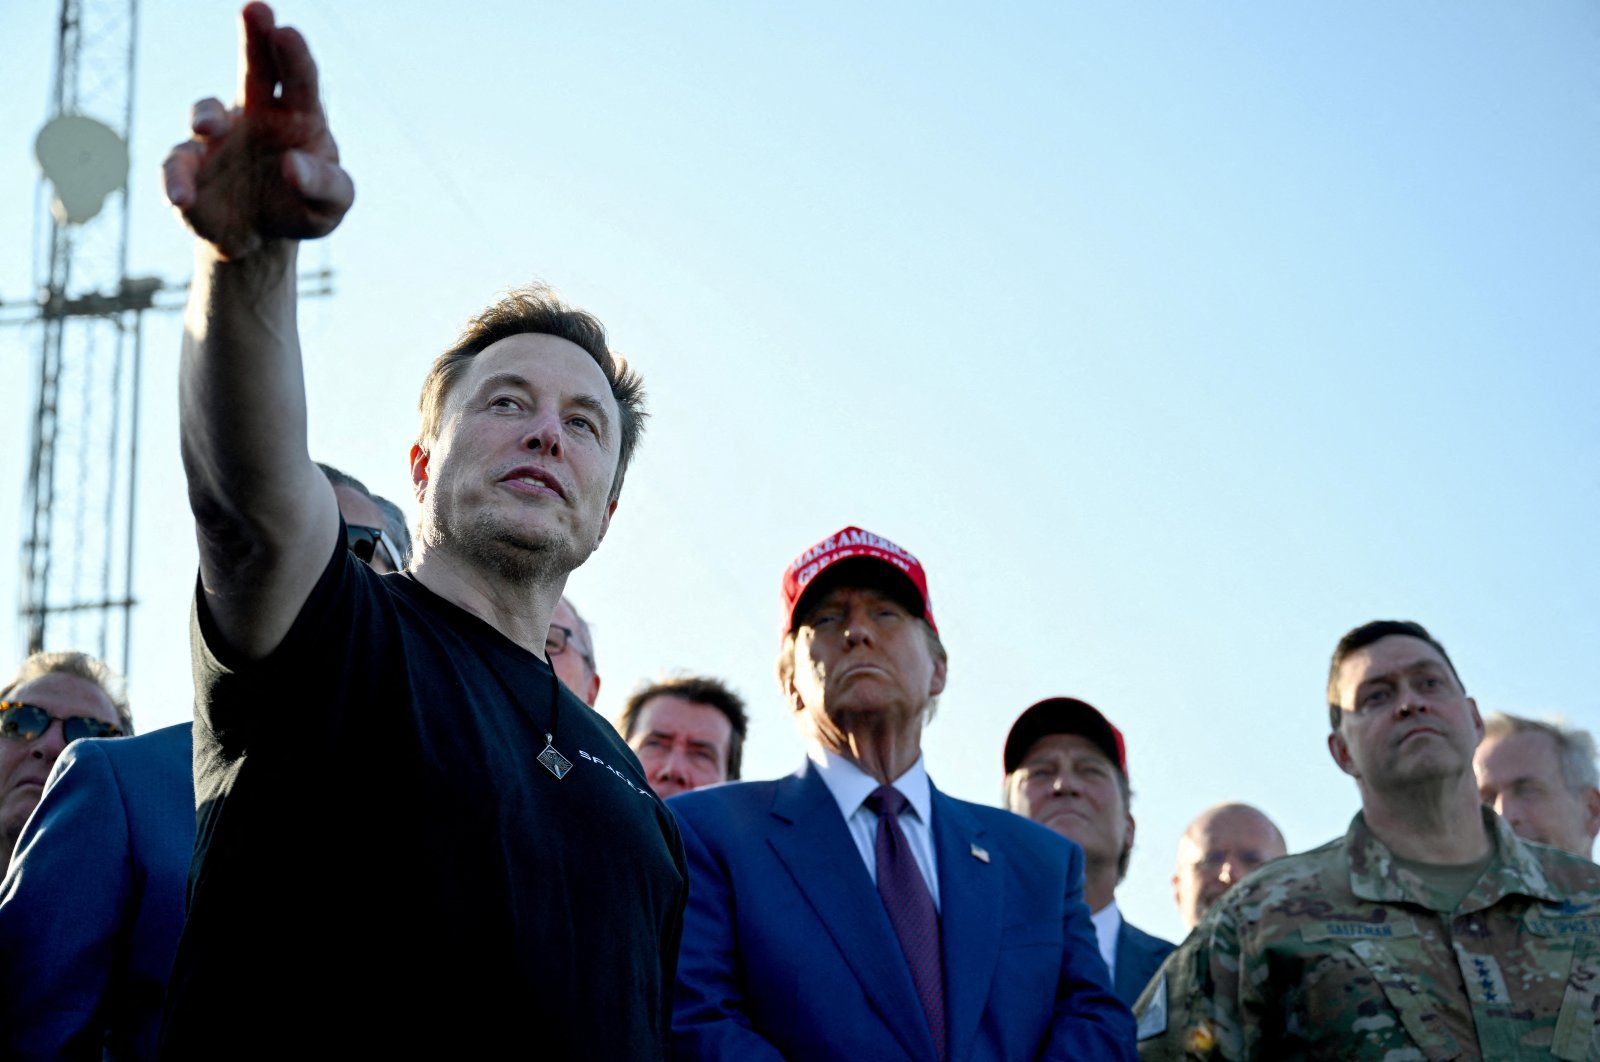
[164,2,355,660]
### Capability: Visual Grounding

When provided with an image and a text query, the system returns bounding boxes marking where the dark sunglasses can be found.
[346,524,402,571]
[0,701,123,743]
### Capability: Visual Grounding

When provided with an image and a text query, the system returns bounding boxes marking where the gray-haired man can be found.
[1475,711,1600,860]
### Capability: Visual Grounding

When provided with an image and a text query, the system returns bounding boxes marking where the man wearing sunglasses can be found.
[0,469,406,1062]
[0,652,129,861]
[155,6,683,1060]
[320,462,411,575]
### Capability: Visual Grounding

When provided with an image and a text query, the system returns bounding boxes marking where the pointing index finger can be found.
[238,2,279,111]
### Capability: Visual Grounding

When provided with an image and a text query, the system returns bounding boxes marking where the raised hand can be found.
[163,2,353,259]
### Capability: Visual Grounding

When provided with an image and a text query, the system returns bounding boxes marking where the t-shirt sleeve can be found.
[190,519,383,756]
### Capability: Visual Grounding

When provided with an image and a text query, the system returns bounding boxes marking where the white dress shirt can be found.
[808,743,942,911]
[1091,898,1122,981]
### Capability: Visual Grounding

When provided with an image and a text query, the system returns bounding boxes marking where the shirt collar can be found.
[808,742,932,824]
[1090,898,1122,968]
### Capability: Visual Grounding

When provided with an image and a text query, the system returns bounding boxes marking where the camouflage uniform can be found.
[1135,809,1600,1060]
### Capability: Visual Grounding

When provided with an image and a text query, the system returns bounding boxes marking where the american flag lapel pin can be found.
[970,843,990,864]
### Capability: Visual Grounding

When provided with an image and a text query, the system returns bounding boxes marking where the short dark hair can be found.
[1326,620,1464,730]
[417,285,647,502]
[315,462,369,497]
[618,676,749,780]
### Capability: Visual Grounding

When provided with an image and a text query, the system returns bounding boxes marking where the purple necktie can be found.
[866,784,947,1060]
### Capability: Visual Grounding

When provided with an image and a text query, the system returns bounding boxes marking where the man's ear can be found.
[928,650,948,699]
[409,444,429,502]
[1328,728,1358,779]
[782,638,807,715]
[1582,787,1600,842]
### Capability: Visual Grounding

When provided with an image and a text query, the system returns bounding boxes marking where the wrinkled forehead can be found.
[551,600,591,650]
[1197,809,1280,850]
[638,695,732,742]
[451,334,618,418]
[1021,731,1116,770]
[7,673,118,722]
[1477,727,1560,771]
[1337,634,1453,698]
[332,485,384,529]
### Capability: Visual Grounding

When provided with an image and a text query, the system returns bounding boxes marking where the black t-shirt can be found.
[160,532,686,1060]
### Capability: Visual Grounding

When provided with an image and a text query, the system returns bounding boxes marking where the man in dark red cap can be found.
[1003,698,1176,1007]
[669,527,1134,1062]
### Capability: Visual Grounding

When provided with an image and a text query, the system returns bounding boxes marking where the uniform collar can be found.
[1344,807,1563,910]
[1467,808,1566,910]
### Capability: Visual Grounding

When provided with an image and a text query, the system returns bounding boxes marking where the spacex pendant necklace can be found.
[537,670,573,779]
[538,732,572,779]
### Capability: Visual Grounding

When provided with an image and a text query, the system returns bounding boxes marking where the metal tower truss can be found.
[7,0,332,675]
[18,0,144,671]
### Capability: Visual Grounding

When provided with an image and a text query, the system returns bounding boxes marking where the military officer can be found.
[1135,620,1600,1061]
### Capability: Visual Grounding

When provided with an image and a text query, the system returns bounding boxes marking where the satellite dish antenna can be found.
[35,113,130,226]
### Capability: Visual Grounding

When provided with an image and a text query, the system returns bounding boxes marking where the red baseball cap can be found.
[1003,697,1128,778]
[780,526,937,636]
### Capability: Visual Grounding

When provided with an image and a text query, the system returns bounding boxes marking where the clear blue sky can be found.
[3,1,1597,942]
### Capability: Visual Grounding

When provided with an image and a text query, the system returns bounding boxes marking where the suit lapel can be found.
[931,787,1002,1062]
[767,763,935,1062]
[1112,922,1136,1004]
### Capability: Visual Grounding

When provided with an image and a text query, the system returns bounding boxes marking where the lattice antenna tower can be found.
[14,0,156,674]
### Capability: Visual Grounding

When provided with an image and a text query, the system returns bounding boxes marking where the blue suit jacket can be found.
[0,723,194,1062]
[1112,919,1175,1009]
[668,762,1135,1062]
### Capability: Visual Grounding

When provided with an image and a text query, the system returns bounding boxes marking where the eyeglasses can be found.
[0,701,123,743]
[1188,850,1273,874]
[346,524,403,572]
[545,624,593,665]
